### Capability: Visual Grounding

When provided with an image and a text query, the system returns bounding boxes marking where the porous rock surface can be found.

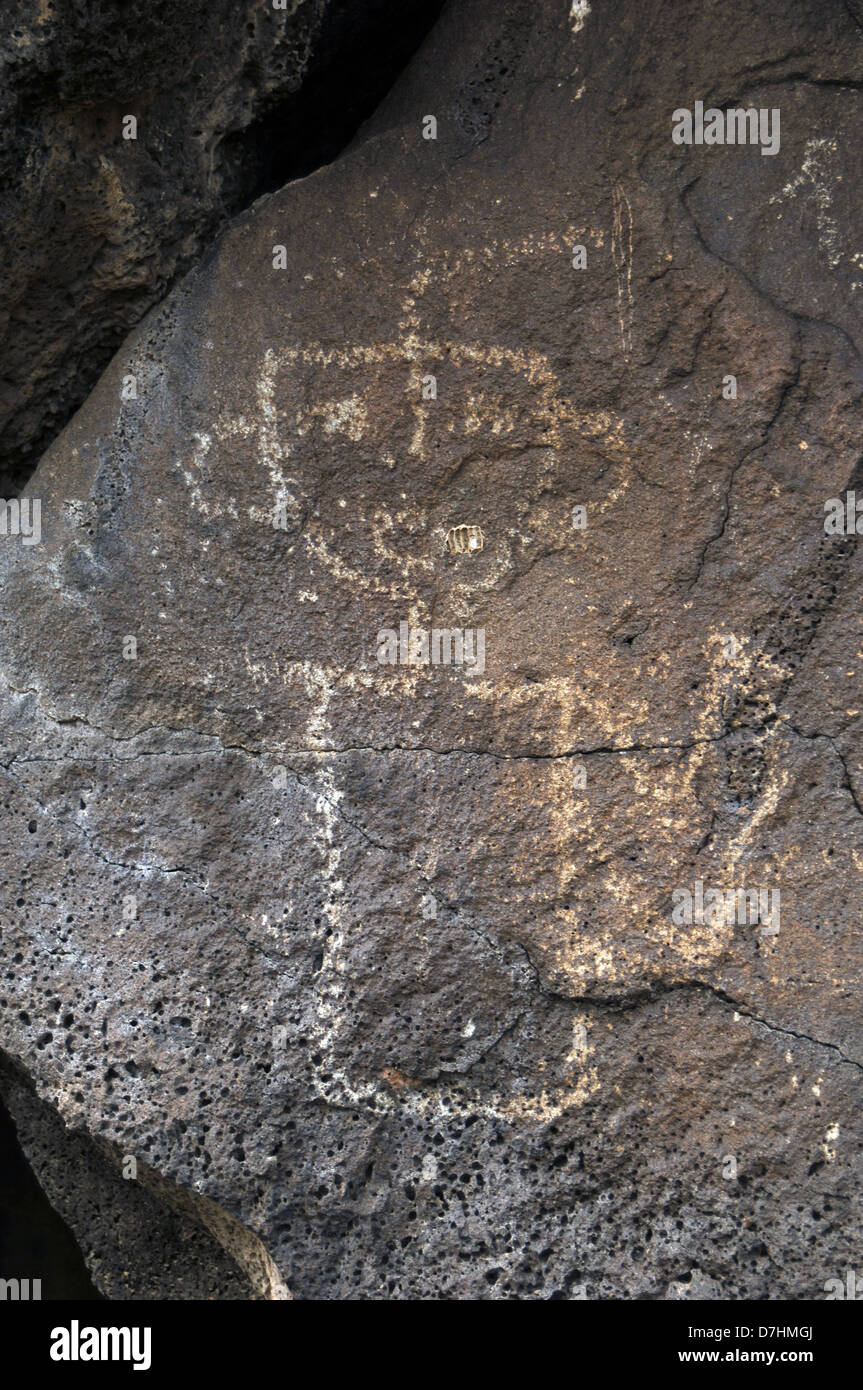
[0,0,443,494]
[1,0,863,1299]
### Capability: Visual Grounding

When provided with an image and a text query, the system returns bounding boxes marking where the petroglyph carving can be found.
[446,523,484,554]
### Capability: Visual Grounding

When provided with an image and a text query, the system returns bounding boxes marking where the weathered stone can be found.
[0,1056,276,1299]
[1,0,862,1298]
[0,0,444,494]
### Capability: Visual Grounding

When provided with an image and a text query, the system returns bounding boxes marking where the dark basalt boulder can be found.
[0,0,862,1298]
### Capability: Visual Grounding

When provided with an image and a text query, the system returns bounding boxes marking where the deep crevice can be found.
[0,1084,102,1300]
[0,1048,283,1299]
[1,0,446,497]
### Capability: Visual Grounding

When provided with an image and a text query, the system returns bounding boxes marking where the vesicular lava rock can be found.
[1,0,863,1298]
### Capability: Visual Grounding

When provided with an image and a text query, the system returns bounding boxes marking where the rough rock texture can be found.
[0,1056,271,1299]
[0,1070,100,1299]
[0,0,444,495]
[1,0,863,1298]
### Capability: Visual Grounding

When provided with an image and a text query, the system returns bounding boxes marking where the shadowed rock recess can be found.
[1,0,862,1300]
[0,0,445,495]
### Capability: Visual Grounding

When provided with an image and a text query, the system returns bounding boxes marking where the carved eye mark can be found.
[446,524,484,554]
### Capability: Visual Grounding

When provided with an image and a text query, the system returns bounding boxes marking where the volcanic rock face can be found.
[1,0,863,1299]
[0,0,443,494]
